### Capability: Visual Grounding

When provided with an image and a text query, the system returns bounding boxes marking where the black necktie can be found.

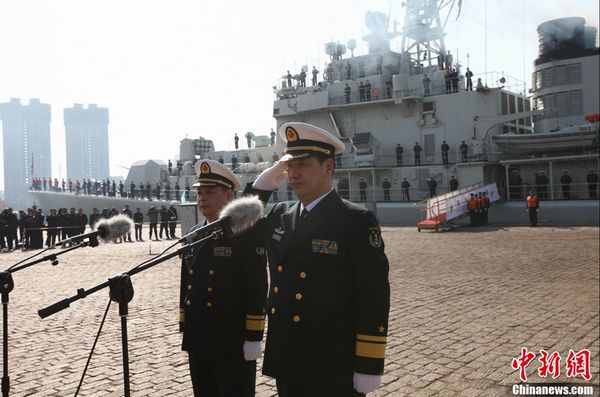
[299,208,309,221]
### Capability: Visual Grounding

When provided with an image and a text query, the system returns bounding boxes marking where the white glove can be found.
[252,161,287,191]
[353,372,382,394]
[243,340,262,361]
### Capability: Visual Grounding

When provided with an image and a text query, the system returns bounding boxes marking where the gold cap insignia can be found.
[286,126,299,142]
[200,162,211,175]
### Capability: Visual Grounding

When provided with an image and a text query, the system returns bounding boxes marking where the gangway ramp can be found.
[417,182,501,232]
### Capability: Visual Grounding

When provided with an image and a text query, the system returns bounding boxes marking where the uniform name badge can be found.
[311,239,339,255]
[213,246,233,257]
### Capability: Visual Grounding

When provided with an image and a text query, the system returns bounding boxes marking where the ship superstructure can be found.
[29,1,599,226]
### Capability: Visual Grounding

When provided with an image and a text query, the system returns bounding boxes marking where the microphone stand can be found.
[38,232,219,397]
[1,239,95,397]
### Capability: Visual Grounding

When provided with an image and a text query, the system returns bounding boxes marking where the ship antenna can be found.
[484,0,488,84]
[521,0,527,95]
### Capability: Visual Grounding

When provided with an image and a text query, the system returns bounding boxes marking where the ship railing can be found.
[471,71,527,95]
[505,182,599,201]
[337,186,464,204]
[31,182,598,204]
[29,186,199,203]
[342,150,494,168]
[328,88,393,106]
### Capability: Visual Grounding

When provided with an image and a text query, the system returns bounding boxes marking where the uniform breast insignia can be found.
[368,227,383,248]
[256,247,265,256]
[311,239,339,255]
[213,246,233,257]
[272,227,285,241]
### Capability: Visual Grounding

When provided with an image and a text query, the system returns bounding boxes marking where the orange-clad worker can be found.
[477,192,485,226]
[526,190,539,227]
[483,192,491,224]
[467,193,478,226]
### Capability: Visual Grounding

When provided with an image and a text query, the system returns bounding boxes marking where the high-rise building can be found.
[0,98,52,209]
[64,104,110,183]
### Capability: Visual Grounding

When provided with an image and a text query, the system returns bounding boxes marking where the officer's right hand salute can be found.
[253,160,287,191]
[241,122,390,396]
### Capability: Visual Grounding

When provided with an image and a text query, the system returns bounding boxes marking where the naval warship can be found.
[31,0,599,227]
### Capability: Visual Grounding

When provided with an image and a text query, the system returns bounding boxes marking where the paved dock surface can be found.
[0,226,598,396]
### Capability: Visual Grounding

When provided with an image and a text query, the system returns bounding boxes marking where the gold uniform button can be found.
[188,269,194,275]
[300,272,307,279]
[207,287,213,292]
[208,270,215,275]
[273,287,279,294]
[277,265,283,272]
[295,293,303,300]
[206,302,213,308]
[187,285,192,290]
[271,307,276,315]
[293,315,301,323]
[186,300,191,306]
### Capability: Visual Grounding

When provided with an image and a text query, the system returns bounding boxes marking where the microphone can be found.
[180,196,263,243]
[57,214,134,246]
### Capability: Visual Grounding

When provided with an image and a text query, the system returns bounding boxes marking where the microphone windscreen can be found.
[96,214,134,242]
[219,196,264,235]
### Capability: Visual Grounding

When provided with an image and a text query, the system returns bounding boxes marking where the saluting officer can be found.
[244,122,390,396]
[180,159,268,397]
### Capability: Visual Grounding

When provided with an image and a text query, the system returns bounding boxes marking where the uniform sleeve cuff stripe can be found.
[246,314,266,320]
[245,319,266,331]
[356,341,386,359]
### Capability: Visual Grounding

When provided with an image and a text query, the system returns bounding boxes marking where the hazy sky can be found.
[0,0,598,188]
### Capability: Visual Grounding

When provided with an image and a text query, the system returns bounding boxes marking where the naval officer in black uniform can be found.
[244,122,390,396]
[180,159,268,397]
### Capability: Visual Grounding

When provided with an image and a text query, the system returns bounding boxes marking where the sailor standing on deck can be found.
[401,177,411,201]
[396,144,404,166]
[344,83,351,104]
[242,122,390,396]
[311,66,319,86]
[465,67,474,91]
[441,140,450,166]
[560,170,572,199]
[382,177,391,201]
[449,175,459,192]
[180,159,268,397]
[413,142,422,166]
[459,141,469,163]
[359,178,368,201]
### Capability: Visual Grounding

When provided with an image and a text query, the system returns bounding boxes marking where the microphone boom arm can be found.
[5,241,89,274]
[38,232,217,319]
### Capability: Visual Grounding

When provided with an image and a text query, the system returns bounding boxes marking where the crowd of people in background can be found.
[30,176,191,202]
[0,203,179,253]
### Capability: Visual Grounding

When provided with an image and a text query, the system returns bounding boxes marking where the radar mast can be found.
[400,0,456,71]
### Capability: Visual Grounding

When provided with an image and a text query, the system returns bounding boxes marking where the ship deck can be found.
[1,226,598,396]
